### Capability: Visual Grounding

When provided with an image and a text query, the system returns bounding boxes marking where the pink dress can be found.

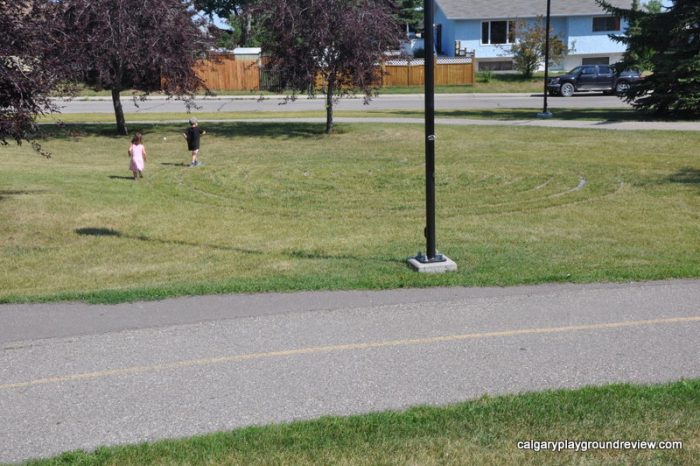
[129,143,145,172]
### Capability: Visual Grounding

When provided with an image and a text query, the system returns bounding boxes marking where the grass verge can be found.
[56,73,546,97]
[39,107,657,125]
[2,121,699,303]
[22,379,700,465]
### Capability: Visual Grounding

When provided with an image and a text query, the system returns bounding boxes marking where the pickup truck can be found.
[547,65,642,97]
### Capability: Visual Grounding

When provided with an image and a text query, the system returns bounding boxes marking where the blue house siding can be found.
[434,2,629,69]
[434,7,454,55]
[437,16,568,58]
[566,16,627,55]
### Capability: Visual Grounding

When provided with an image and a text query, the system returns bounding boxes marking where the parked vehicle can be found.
[547,65,642,97]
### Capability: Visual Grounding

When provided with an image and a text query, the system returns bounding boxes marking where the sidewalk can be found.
[2,280,699,463]
[112,116,700,132]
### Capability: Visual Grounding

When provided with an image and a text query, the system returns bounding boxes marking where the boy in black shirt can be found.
[183,118,206,167]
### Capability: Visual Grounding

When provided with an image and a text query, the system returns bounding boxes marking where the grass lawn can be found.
[23,379,700,465]
[60,73,546,97]
[1,120,699,303]
[40,107,657,125]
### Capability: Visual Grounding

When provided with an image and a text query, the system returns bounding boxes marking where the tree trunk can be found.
[325,75,335,134]
[245,13,252,46]
[112,88,127,136]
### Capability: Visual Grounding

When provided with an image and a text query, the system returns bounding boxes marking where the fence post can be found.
[407,57,412,86]
[471,55,476,84]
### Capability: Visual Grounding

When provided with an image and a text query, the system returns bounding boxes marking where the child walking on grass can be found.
[128,132,147,179]
[183,118,206,167]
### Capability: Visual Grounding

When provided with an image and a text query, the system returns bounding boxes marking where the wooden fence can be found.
[195,55,475,91]
[381,58,475,87]
[195,54,261,91]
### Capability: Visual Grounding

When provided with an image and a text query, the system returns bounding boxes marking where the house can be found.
[434,0,635,71]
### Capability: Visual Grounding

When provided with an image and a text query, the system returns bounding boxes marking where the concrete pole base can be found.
[407,254,458,273]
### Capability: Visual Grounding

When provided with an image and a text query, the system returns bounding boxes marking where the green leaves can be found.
[599,0,700,117]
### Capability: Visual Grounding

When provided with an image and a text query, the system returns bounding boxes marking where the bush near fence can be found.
[195,54,475,91]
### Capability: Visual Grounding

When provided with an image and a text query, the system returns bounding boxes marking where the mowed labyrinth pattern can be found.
[159,169,608,214]
[147,124,617,216]
[1,122,698,299]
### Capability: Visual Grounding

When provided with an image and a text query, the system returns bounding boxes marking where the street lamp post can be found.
[424,0,437,261]
[407,0,457,273]
[537,0,553,118]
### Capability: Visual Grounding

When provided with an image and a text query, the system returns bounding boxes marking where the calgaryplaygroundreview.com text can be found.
[517,439,684,453]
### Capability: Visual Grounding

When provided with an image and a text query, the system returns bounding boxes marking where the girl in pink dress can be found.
[128,133,147,179]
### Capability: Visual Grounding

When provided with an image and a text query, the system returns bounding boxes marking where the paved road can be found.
[1,280,699,463]
[53,93,630,114]
[53,94,700,131]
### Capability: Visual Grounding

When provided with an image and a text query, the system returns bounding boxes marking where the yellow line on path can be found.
[2,316,698,391]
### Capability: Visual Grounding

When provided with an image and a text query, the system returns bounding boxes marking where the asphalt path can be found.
[53,92,630,114]
[1,280,699,463]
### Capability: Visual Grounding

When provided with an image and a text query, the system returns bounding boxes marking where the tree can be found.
[598,0,700,117]
[622,0,654,71]
[194,0,260,46]
[397,0,422,35]
[645,0,663,14]
[1,0,70,152]
[253,0,403,134]
[194,0,243,19]
[509,17,569,79]
[59,0,212,135]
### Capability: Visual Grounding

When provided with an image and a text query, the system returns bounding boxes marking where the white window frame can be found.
[481,20,515,45]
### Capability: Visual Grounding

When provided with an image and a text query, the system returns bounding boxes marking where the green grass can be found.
[58,73,546,97]
[2,121,699,303]
[40,106,676,126]
[22,379,700,465]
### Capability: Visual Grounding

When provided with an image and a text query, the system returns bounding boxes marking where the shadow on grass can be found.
[440,108,642,121]
[285,249,402,265]
[377,108,691,123]
[669,167,700,186]
[0,189,47,202]
[38,122,332,141]
[638,167,700,190]
[75,227,262,255]
[75,227,121,236]
[218,122,333,139]
[36,124,125,140]
[74,228,401,264]
[108,175,136,180]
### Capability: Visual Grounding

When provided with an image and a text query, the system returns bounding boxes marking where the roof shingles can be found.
[436,0,633,20]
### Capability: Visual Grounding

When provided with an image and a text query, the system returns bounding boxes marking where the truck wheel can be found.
[560,83,574,97]
[615,81,630,94]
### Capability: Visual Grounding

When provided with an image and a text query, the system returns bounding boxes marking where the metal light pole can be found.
[424,0,437,261]
[407,0,456,273]
[537,0,553,118]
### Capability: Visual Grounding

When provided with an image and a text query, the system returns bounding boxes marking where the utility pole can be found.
[537,0,553,118]
[407,0,457,273]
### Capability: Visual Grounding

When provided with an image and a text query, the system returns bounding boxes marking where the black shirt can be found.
[185,127,204,150]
